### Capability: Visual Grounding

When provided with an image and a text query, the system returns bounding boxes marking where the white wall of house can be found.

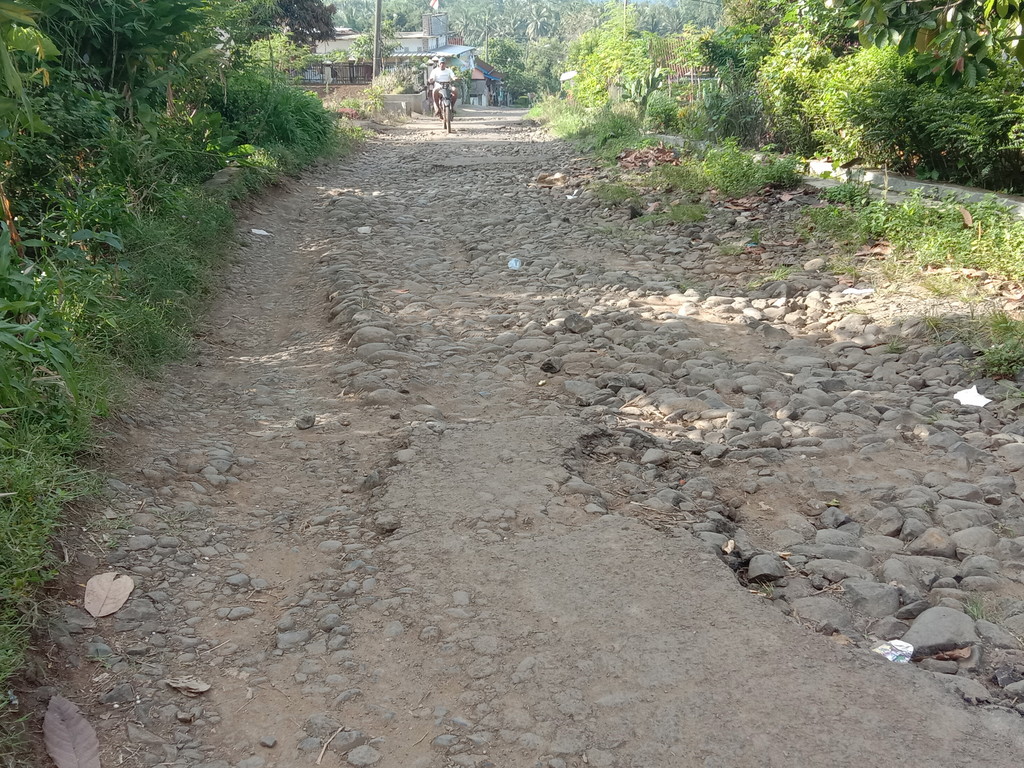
[315,36,357,55]
[314,30,449,57]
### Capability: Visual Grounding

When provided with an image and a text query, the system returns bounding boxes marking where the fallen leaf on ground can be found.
[164,677,211,696]
[933,646,972,661]
[616,144,679,169]
[43,696,100,768]
[83,572,135,618]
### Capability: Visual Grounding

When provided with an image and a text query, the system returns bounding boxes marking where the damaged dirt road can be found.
[40,108,1024,768]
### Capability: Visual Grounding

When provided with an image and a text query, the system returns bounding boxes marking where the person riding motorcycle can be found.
[429,58,457,119]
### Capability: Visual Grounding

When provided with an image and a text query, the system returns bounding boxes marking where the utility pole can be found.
[372,0,383,78]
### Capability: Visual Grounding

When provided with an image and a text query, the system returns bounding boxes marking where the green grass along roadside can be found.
[807,183,1024,379]
[0,117,364,757]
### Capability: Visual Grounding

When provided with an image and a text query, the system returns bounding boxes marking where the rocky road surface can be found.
[36,108,1024,767]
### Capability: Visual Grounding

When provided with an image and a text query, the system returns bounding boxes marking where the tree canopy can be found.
[827,0,1024,84]
[229,0,338,44]
[334,0,723,45]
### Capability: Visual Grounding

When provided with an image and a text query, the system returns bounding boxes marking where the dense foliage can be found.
[672,0,1024,191]
[0,0,352,742]
[827,0,1024,85]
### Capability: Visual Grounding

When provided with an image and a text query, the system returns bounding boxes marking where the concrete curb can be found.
[805,160,1024,218]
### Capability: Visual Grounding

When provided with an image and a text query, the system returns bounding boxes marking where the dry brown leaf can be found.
[616,144,679,169]
[933,646,972,661]
[164,677,211,697]
[43,696,100,768]
[959,206,973,228]
[83,572,135,618]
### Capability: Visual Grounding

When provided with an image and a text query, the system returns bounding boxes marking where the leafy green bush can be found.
[805,46,917,166]
[702,140,800,197]
[654,162,710,194]
[221,73,337,172]
[645,89,679,132]
[801,204,867,242]
[757,33,833,156]
[566,4,656,108]
[530,98,648,165]
[807,192,1024,283]
[911,70,1024,190]
[821,181,872,207]
[702,65,764,146]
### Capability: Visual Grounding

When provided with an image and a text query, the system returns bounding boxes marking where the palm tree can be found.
[524,0,556,42]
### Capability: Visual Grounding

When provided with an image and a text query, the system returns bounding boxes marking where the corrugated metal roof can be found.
[474,58,504,81]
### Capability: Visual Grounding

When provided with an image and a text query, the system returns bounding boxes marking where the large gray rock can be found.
[563,312,593,334]
[803,559,874,583]
[842,579,900,618]
[790,596,852,630]
[276,630,312,650]
[791,545,874,569]
[906,528,957,559]
[996,442,1024,471]
[939,482,984,502]
[938,674,991,704]
[563,380,604,406]
[961,554,1000,578]
[950,526,998,554]
[901,607,978,658]
[347,745,381,766]
[866,507,904,538]
[976,620,1021,649]
[747,554,786,583]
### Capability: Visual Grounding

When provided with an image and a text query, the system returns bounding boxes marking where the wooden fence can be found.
[299,61,374,86]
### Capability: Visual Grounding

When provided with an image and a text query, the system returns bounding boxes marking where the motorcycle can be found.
[437,82,455,133]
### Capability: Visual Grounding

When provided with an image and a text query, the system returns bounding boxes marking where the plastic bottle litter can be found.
[508,258,522,270]
[871,640,913,663]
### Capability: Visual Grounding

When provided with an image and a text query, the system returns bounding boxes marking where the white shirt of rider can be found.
[430,66,455,84]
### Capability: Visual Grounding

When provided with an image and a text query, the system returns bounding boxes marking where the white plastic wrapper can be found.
[871,640,913,663]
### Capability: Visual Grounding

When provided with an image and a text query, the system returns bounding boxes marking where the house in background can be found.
[467,59,506,106]
[314,14,475,71]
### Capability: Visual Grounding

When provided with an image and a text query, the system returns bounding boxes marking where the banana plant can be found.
[621,65,667,113]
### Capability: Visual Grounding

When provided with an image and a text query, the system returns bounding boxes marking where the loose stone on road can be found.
[44,108,1024,767]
